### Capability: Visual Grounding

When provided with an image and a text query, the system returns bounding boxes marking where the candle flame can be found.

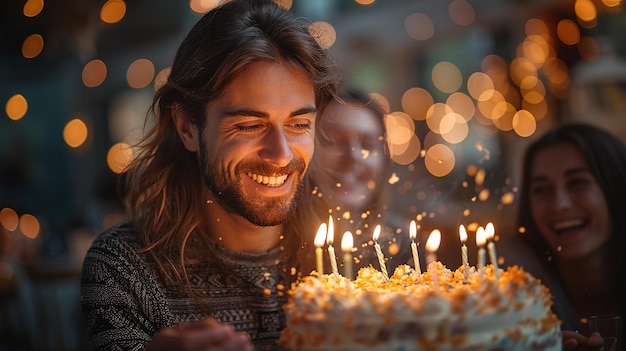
[425,229,441,252]
[326,215,334,244]
[459,224,467,243]
[314,223,327,247]
[341,231,354,252]
[409,220,417,240]
[485,222,495,240]
[372,224,382,241]
[476,226,487,246]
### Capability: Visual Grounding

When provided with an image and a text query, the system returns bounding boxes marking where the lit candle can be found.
[409,220,422,277]
[326,215,339,275]
[425,229,441,293]
[425,229,441,264]
[314,223,327,278]
[372,224,389,281]
[341,231,354,279]
[485,222,500,278]
[459,224,470,280]
[476,226,487,282]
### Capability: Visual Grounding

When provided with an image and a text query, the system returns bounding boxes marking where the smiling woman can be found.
[513,122,626,345]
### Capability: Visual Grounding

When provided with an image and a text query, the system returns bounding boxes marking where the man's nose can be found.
[259,127,293,167]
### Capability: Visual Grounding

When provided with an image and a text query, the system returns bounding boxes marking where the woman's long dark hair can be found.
[517,122,626,312]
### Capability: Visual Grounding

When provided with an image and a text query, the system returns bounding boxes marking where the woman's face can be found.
[314,101,387,212]
[528,142,611,260]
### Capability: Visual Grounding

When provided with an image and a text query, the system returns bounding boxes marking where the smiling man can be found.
[79,1,339,350]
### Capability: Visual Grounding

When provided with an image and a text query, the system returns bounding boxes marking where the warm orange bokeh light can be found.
[63,118,89,148]
[6,94,28,121]
[405,13,434,41]
[101,0,126,24]
[22,33,44,58]
[308,21,336,50]
[107,142,134,174]
[82,59,107,87]
[23,0,44,17]
[19,214,40,239]
[0,208,19,232]
[127,58,155,89]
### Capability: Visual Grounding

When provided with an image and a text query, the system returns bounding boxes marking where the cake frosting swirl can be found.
[280,262,561,351]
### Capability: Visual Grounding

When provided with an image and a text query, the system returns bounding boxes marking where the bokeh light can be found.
[107,142,134,174]
[127,58,155,89]
[6,94,28,121]
[82,59,108,88]
[101,0,127,24]
[405,13,434,41]
[63,118,89,148]
[22,34,44,58]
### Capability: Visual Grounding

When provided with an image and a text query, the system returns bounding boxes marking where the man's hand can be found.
[146,318,254,351]
[562,330,604,350]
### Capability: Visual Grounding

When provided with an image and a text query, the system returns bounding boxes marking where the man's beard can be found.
[198,142,306,227]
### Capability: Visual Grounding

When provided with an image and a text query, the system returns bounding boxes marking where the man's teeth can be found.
[247,173,288,187]
[552,219,584,231]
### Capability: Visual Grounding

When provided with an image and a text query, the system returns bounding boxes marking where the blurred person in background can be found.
[79,1,339,350]
[292,85,411,278]
[513,123,625,350]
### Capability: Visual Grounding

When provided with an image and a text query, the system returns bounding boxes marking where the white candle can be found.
[372,224,389,281]
[326,215,339,275]
[341,231,354,280]
[459,224,470,280]
[314,223,327,278]
[476,226,487,282]
[485,222,500,278]
[409,220,421,277]
[425,229,441,293]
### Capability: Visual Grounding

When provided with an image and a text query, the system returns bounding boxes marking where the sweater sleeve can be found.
[80,225,170,351]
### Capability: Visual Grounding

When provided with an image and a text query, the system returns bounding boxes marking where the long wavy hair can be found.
[123,0,338,286]
[516,123,626,314]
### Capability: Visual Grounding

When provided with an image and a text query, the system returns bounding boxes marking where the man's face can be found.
[198,61,317,226]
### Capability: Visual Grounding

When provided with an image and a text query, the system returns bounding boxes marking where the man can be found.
[80,1,339,350]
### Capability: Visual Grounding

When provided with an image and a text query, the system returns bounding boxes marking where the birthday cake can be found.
[279,262,561,351]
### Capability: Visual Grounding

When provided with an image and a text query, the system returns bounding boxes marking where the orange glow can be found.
[23,0,44,17]
[101,0,126,24]
[0,208,19,231]
[154,67,171,91]
[424,144,455,177]
[6,94,28,121]
[355,0,376,4]
[557,19,580,45]
[189,0,221,13]
[525,18,549,37]
[127,58,155,89]
[432,62,462,93]
[107,142,133,174]
[446,92,474,121]
[401,87,433,120]
[575,0,597,23]
[512,110,537,137]
[405,13,434,41]
[601,0,622,7]
[19,214,40,239]
[63,118,89,148]
[22,34,44,58]
[467,72,494,101]
[82,59,107,88]
[308,21,336,49]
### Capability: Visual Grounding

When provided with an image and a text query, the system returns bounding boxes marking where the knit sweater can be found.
[80,221,290,351]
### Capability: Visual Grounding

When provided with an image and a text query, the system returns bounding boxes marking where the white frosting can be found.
[280,263,561,351]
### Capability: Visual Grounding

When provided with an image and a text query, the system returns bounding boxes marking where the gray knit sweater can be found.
[80,221,289,351]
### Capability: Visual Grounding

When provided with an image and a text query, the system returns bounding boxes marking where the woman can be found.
[516,123,625,350]
[292,86,411,278]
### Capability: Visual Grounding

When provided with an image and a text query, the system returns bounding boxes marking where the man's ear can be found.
[172,104,199,152]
